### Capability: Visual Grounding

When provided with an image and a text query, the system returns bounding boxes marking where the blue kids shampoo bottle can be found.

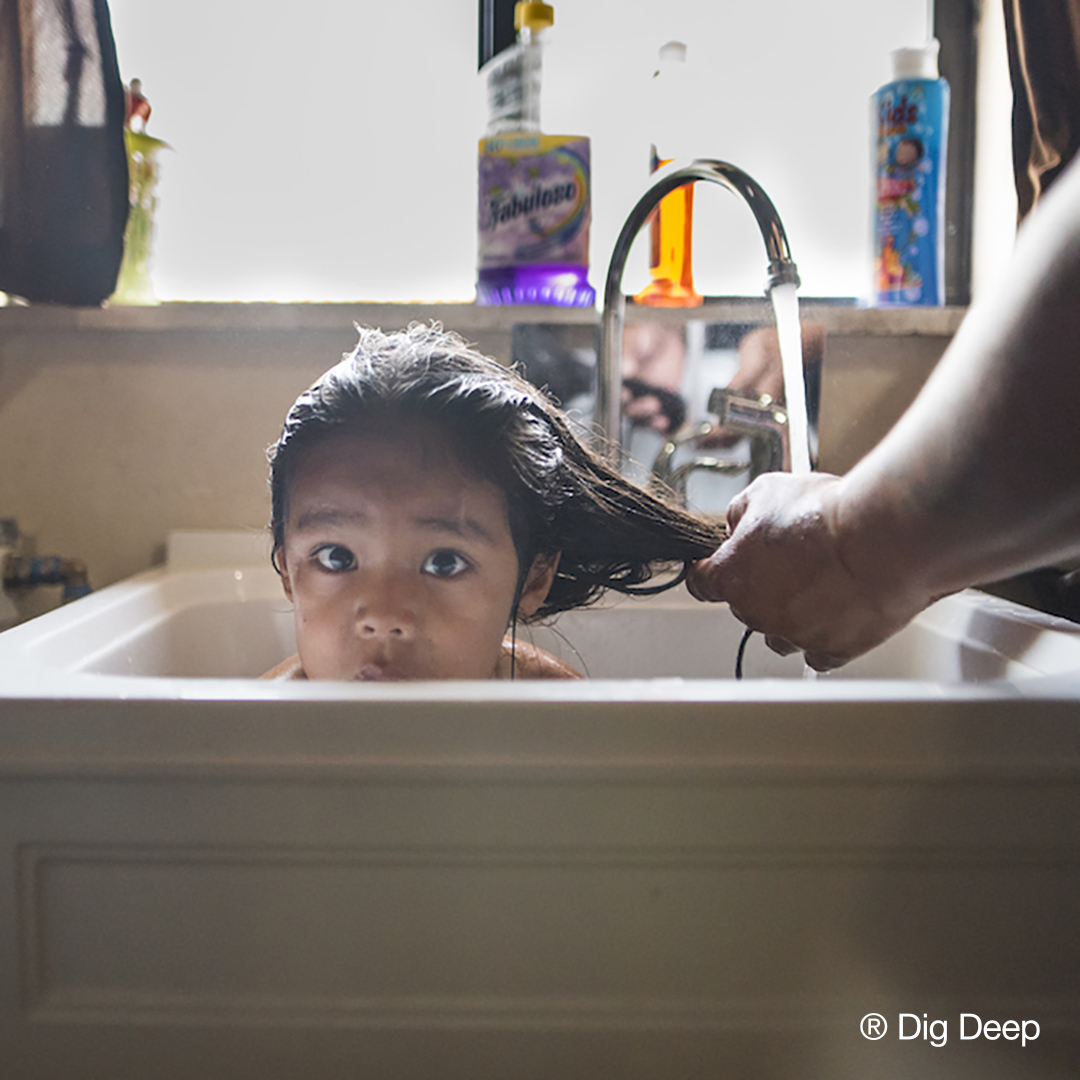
[872,41,949,306]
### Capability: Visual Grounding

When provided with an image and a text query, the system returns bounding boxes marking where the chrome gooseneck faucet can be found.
[596,159,800,462]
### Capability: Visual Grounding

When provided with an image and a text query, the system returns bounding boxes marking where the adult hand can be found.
[686,471,932,670]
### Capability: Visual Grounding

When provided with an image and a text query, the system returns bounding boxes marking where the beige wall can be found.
[1,328,341,588]
[0,303,958,596]
[817,331,954,476]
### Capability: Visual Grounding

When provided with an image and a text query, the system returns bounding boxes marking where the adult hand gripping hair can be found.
[688,156,1080,671]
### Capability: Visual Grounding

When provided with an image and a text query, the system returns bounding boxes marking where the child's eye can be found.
[422,549,470,579]
[313,544,356,572]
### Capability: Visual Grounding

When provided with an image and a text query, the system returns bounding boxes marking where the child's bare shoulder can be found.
[499,638,583,680]
[259,654,307,680]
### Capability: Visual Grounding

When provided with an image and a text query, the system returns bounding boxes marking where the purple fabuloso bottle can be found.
[476,1,595,307]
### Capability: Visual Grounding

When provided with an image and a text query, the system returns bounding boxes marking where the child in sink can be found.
[262,323,725,681]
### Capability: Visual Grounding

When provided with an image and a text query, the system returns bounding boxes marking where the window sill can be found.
[0,299,968,338]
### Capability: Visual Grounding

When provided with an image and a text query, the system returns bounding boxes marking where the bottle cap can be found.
[515,1,554,32]
[891,39,940,80]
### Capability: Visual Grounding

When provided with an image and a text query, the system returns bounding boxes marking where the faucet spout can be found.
[597,159,800,461]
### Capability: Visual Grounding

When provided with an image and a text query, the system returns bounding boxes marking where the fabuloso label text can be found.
[477,133,591,268]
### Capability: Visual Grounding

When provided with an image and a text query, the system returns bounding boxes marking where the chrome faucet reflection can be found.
[597,159,802,480]
[650,387,790,504]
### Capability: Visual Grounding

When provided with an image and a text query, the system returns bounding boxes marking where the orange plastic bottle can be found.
[633,42,702,308]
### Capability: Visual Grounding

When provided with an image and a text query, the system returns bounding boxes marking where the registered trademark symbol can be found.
[861,1013,888,1040]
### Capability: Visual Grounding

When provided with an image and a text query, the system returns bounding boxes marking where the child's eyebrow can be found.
[292,506,497,545]
[293,507,368,532]
[414,515,497,545]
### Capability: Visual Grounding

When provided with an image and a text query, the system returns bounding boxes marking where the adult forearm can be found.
[833,159,1080,600]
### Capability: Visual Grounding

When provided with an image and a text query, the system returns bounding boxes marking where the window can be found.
[111,0,969,302]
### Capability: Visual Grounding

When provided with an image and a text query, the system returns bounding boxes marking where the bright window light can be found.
[107,0,926,302]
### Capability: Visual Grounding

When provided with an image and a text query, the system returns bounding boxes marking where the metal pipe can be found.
[596,159,800,461]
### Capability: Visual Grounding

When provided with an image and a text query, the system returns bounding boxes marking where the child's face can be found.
[276,422,557,680]
[895,140,921,167]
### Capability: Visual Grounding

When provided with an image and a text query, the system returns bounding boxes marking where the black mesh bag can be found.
[0,0,128,305]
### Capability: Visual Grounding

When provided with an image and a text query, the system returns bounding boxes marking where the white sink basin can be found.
[1,532,1078,1078]
[1,529,1079,693]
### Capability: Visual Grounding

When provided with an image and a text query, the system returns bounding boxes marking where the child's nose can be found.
[354,573,416,639]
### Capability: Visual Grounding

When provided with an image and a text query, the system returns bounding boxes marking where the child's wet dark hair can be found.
[268,323,726,622]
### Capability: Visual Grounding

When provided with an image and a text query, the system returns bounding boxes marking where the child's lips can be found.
[354,663,405,681]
